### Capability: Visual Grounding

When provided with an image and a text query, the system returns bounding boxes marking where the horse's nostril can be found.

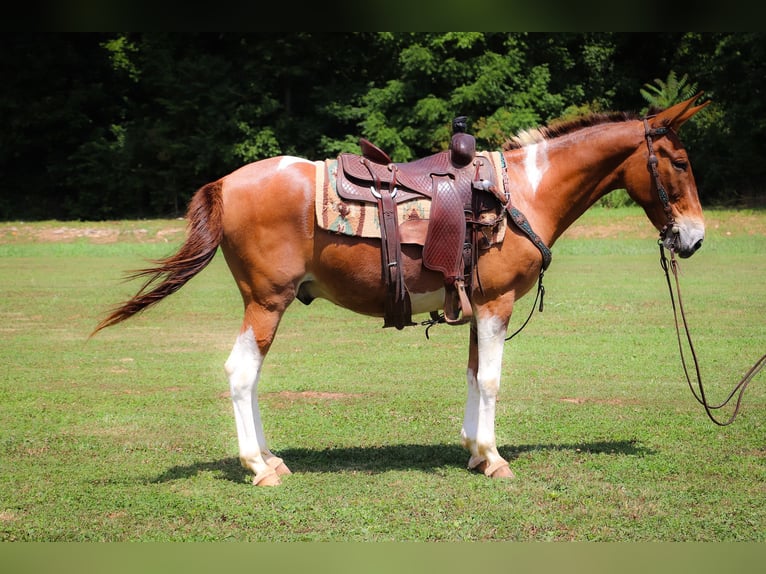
[694,239,703,252]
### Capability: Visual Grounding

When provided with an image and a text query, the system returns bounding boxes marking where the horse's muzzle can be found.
[663,219,705,258]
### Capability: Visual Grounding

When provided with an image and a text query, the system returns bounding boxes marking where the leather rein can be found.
[645,119,765,426]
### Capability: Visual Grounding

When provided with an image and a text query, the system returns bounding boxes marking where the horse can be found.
[92,94,710,486]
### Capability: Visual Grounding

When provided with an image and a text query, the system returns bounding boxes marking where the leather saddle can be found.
[334,126,505,330]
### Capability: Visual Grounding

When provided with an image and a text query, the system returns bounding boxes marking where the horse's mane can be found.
[502,110,641,150]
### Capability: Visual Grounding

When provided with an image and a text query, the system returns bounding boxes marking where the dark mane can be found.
[502,110,640,150]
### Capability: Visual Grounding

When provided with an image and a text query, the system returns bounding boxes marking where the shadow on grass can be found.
[151,439,653,484]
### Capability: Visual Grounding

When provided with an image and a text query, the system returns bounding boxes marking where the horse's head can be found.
[624,93,710,258]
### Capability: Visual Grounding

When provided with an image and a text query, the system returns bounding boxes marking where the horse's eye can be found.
[672,160,688,171]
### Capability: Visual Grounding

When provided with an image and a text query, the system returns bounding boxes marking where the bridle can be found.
[643,119,678,245]
[644,117,765,426]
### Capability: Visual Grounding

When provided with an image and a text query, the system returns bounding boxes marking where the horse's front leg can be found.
[224,317,291,486]
[461,312,514,479]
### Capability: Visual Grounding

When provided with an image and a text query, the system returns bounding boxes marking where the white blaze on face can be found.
[523,141,548,195]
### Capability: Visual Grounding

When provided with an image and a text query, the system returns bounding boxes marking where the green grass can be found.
[1,208,764,541]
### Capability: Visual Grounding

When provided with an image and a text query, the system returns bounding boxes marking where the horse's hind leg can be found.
[225,304,291,486]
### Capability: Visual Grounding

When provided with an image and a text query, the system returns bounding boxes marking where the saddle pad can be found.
[314,153,507,246]
[315,159,431,240]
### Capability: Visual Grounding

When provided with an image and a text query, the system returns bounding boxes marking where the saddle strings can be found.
[659,243,765,426]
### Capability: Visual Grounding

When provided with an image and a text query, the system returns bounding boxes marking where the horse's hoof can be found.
[266,456,292,476]
[272,462,292,476]
[486,461,514,479]
[252,469,282,486]
[472,459,515,479]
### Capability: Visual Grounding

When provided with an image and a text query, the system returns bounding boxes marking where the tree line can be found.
[1,32,764,220]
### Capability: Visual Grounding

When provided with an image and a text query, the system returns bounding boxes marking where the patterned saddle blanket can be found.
[314,151,507,247]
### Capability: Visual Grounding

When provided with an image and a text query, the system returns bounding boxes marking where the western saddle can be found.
[335,116,511,329]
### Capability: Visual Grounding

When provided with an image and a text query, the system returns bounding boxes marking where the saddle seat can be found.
[337,134,488,204]
[335,133,507,330]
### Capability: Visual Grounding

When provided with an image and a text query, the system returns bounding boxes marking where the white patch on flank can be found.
[277,156,312,170]
[524,141,548,195]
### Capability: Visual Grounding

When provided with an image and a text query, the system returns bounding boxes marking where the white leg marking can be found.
[224,327,272,479]
[462,315,507,468]
[523,141,548,195]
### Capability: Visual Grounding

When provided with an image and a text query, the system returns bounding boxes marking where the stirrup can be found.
[443,280,473,325]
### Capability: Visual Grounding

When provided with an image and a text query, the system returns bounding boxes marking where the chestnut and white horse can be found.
[93,95,709,486]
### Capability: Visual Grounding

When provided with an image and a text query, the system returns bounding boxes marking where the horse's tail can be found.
[91,179,224,336]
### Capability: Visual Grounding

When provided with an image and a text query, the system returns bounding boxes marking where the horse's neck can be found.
[505,121,642,247]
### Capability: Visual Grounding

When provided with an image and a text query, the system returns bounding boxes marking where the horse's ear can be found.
[671,98,711,130]
[650,91,710,131]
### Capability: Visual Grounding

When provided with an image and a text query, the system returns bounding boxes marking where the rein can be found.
[645,117,764,425]
[659,244,765,425]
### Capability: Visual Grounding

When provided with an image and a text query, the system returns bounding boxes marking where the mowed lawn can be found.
[0,207,764,542]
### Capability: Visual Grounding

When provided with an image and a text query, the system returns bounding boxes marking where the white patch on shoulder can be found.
[524,141,548,195]
[277,156,313,170]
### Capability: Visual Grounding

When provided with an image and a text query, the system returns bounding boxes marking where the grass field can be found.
[0,207,764,542]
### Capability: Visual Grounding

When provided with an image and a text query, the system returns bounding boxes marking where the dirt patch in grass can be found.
[0,220,187,244]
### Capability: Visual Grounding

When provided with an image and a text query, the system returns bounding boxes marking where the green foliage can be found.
[640,70,698,112]
[596,188,635,208]
[101,35,140,81]
[231,123,282,164]
[1,33,765,219]
[676,33,766,203]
